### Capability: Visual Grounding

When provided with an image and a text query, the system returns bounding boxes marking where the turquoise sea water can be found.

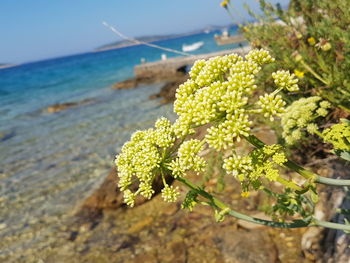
[0,27,244,260]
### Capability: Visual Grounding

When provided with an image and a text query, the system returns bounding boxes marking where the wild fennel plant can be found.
[115,49,350,231]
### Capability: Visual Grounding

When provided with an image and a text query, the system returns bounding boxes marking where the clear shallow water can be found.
[0,27,243,260]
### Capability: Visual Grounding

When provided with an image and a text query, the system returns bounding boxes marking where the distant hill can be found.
[0,63,17,69]
[95,34,183,51]
[95,24,238,52]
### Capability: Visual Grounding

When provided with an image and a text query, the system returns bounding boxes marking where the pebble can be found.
[127,217,153,234]
[0,223,7,230]
[162,203,179,216]
[286,242,294,247]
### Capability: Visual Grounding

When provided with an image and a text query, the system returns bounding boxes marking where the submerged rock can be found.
[0,130,16,142]
[45,98,94,113]
[111,79,137,90]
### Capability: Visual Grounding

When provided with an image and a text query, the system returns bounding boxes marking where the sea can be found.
[0,27,244,261]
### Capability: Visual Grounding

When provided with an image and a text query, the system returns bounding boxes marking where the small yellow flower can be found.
[294,69,305,78]
[321,42,332,51]
[292,51,303,62]
[241,192,250,198]
[296,32,302,39]
[307,37,316,46]
[220,0,229,8]
[242,26,249,33]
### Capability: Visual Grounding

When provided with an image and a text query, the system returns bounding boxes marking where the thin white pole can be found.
[102,21,192,57]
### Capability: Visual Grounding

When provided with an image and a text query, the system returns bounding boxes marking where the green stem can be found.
[271,87,283,97]
[314,130,323,138]
[246,109,262,114]
[276,176,303,191]
[314,219,350,231]
[300,60,329,86]
[244,135,350,186]
[176,176,350,231]
[338,104,350,113]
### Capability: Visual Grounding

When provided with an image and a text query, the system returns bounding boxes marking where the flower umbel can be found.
[223,144,288,194]
[161,185,180,202]
[322,120,350,151]
[281,96,331,144]
[115,117,176,205]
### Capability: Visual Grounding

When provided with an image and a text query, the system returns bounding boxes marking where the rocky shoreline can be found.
[43,72,186,114]
[111,72,187,105]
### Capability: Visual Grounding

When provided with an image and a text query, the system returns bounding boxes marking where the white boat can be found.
[182,41,204,52]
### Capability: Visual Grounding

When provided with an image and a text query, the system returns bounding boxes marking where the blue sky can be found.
[0,0,289,63]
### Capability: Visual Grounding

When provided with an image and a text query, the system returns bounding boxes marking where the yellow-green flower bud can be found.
[223,154,253,181]
[258,94,286,121]
[245,49,275,65]
[272,70,299,92]
[161,185,180,202]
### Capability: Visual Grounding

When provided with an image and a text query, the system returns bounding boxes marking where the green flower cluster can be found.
[205,111,252,150]
[174,49,286,151]
[244,48,275,65]
[169,139,206,177]
[115,117,176,206]
[161,185,180,202]
[223,154,253,181]
[281,96,331,144]
[223,144,287,193]
[189,53,242,86]
[272,70,299,92]
[322,120,350,151]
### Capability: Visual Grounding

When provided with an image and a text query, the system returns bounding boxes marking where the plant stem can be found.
[176,176,350,231]
[276,176,303,191]
[314,219,350,231]
[244,135,350,186]
[300,60,329,86]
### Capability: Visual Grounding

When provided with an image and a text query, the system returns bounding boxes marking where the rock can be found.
[80,168,173,213]
[162,203,179,216]
[0,130,16,142]
[111,79,137,90]
[302,227,322,251]
[112,70,187,97]
[127,217,154,234]
[269,228,306,263]
[214,229,278,263]
[149,75,188,104]
[45,98,94,113]
[127,252,158,263]
[80,168,123,212]
[74,168,174,231]
[309,160,350,262]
